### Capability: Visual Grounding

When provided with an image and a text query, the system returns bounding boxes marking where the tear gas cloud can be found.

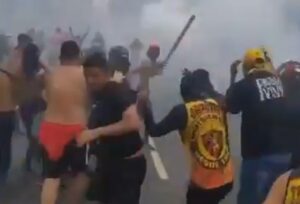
[1,0,300,93]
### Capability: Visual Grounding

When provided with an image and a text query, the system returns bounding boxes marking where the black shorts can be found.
[87,156,147,204]
[42,141,88,179]
[186,182,233,204]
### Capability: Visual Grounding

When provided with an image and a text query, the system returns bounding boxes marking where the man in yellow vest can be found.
[264,168,300,204]
[142,68,234,204]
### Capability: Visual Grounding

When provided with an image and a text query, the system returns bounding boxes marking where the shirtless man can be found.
[128,43,164,148]
[129,43,164,94]
[39,41,89,204]
[0,59,16,184]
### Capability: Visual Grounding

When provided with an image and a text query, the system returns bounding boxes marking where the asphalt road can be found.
[0,113,241,204]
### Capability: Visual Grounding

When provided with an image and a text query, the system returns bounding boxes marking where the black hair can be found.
[83,52,108,72]
[17,34,32,48]
[180,68,217,102]
[22,43,40,79]
[108,46,130,75]
[60,40,80,61]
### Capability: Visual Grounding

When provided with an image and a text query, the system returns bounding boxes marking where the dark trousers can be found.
[238,154,290,204]
[0,111,15,182]
[19,99,46,171]
[186,182,233,204]
[87,156,147,204]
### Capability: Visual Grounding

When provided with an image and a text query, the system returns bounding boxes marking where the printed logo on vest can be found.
[285,178,300,204]
[189,102,230,169]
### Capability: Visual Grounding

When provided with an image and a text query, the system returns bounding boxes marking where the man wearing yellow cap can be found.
[226,48,292,204]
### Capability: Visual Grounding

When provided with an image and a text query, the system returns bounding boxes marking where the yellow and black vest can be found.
[284,168,300,204]
[180,99,234,189]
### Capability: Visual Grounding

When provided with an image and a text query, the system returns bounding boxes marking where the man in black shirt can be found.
[226,48,292,204]
[278,61,300,168]
[79,52,146,204]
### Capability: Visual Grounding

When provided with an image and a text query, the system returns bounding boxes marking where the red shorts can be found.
[39,122,85,161]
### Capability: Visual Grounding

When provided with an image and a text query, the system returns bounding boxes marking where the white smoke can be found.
[141,0,300,91]
[2,0,300,90]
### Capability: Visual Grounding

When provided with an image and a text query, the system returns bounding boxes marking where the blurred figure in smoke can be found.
[85,31,106,57]
[130,42,164,93]
[128,38,144,92]
[278,61,300,169]
[47,27,71,66]
[227,48,292,204]
[130,38,144,68]
[129,43,164,148]
[27,28,36,40]
[35,30,46,52]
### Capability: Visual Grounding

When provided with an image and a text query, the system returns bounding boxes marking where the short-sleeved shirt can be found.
[226,71,291,159]
[88,81,143,160]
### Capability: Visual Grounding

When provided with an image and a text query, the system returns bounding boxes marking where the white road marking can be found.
[148,137,169,180]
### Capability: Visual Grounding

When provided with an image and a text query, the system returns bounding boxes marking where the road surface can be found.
[0,113,241,204]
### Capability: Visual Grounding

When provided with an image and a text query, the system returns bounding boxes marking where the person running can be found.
[226,48,292,204]
[264,168,300,204]
[39,41,89,204]
[141,68,233,204]
[78,52,146,204]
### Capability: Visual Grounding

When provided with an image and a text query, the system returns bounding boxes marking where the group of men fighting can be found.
[1,27,300,204]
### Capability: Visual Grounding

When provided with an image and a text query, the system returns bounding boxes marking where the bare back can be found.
[0,72,16,111]
[44,65,88,125]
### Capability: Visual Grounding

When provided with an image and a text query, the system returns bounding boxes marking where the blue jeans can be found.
[0,111,15,183]
[237,154,291,204]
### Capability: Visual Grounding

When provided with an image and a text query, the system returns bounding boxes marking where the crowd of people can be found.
[1,26,300,204]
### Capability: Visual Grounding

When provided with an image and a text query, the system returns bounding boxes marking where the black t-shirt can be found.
[88,81,143,160]
[226,71,292,159]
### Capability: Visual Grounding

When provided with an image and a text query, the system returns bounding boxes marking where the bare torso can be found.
[44,65,88,125]
[137,60,162,93]
[0,73,16,111]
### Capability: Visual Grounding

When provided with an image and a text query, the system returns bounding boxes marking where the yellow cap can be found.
[242,48,270,75]
[243,48,266,67]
